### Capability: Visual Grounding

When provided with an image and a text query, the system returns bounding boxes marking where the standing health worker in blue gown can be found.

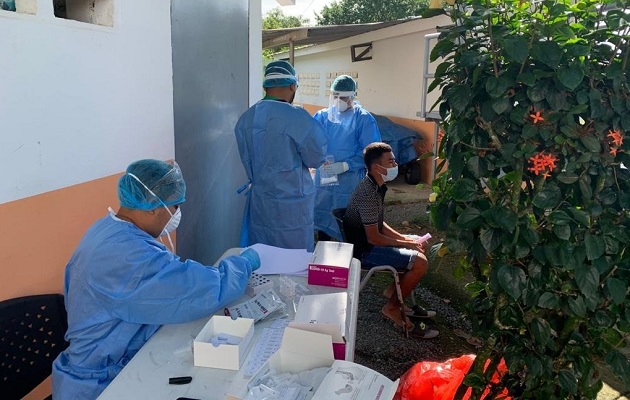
[313,75,381,240]
[52,159,261,400]
[235,60,327,251]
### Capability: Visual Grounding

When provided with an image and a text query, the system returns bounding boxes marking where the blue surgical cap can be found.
[331,75,356,92]
[118,159,186,211]
[263,60,298,88]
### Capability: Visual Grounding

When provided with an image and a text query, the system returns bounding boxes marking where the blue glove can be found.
[240,248,261,271]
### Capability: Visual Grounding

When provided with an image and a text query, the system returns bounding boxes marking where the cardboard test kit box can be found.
[308,241,354,288]
[246,327,398,400]
[193,315,254,370]
[291,292,348,360]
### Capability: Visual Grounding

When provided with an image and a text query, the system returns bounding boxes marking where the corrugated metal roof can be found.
[262,17,422,50]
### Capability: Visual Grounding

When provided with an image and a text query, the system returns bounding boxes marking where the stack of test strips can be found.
[246,273,275,297]
[244,318,290,377]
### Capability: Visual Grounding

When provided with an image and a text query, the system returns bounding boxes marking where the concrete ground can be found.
[383,175,629,400]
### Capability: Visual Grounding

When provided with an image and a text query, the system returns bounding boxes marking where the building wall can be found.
[0,0,175,302]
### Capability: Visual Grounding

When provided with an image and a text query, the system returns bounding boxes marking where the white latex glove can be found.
[320,161,349,175]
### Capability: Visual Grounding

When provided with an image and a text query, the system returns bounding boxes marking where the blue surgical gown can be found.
[313,105,381,239]
[52,215,252,400]
[235,99,327,251]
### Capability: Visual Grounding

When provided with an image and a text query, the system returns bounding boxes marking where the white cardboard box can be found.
[247,328,397,400]
[193,316,254,370]
[292,292,348,360]
[308,241,354,288]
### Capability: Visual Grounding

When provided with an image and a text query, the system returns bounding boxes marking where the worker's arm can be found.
[364,223,423,252]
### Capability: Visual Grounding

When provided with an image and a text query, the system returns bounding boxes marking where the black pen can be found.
[168,376,193,385]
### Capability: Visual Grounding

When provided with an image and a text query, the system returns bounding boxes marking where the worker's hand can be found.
[321,161,349,175]
[240,248,261,271]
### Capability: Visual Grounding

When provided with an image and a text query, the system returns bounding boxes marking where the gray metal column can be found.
[171,0,250,264]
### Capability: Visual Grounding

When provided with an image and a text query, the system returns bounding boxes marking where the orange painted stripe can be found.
[0,173,122,301]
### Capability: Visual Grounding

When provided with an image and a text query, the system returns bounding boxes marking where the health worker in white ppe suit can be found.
[313,75,381,240]
[235,60,327,251]
[52,159,260,400]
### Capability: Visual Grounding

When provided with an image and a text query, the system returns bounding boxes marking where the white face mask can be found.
[336,99,349,112]
[161,207,181,236]
[382,166,398,182]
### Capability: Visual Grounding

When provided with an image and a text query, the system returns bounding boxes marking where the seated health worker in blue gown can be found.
[52,159,261,400]
[313,75,381,240]
[235,60,327,251]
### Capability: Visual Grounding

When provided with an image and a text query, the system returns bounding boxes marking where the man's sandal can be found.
[405,305,436,319]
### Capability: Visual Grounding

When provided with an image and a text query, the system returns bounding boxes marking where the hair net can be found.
[331,75,356,93]
[263,60,298,88]
[118,159,186,211]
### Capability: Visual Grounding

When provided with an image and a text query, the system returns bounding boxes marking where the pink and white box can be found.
[307,241,354,288]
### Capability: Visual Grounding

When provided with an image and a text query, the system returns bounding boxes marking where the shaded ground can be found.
[353,200,478,380]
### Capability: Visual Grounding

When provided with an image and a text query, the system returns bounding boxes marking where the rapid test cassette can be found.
[246,273,275,297]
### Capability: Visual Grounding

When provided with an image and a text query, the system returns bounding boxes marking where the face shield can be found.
[327,91,356,123]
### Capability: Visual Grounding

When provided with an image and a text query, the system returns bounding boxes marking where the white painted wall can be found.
[0,0,174,204]
[289,15,451,119]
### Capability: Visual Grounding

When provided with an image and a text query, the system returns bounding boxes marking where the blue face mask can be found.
[382,166,398,182]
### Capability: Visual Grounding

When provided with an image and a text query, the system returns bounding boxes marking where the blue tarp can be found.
[374,114,422,165]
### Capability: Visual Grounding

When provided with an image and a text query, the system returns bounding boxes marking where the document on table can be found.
[247,243,312,276]
[312,360,399,400]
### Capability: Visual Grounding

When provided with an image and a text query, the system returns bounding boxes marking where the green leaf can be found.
[527,83,549,102]
[498,265,526,300]
[531,318,552,347]
[606,278,628,305]
[502,37,529,63]
[430,202,452,231]
[606,350,630,385]
[580,135,601,152]
[531,41,563,68]
[538,292,561,308]
[553,224,571,240]
[548,211,572,225]
[480,228,502,253]
[483,207,518,232]
[575,265,599,297]
[568,208,590,227]
[557,65,585,90]
[557,172,579,184]
[492,97,510,114]
[585,233,605,260]
[450,179,478,202]
[456,207,483,229]
[466,156,486,178]
[462,373,485,389]
[558,369,578,394]
[579,174,593,200]
[533,186,562,209]
[567,296,586,317]
[448,85,472,115]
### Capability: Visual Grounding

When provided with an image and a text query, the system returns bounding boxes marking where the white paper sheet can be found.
[248,243,312,276]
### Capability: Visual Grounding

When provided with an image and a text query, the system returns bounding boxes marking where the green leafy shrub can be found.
[429,0,630,398]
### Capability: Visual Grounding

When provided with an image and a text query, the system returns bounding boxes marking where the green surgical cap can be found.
[263,60,297,88]
[331,75,356,92]
[118,159,186,211]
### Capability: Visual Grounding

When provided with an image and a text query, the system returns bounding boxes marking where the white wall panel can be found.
[0,0,174,204]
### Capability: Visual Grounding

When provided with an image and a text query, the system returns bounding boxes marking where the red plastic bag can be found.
[394,354,511,400]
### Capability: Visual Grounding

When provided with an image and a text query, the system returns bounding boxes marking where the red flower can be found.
[527,152,558,179]
[529,110,545,124]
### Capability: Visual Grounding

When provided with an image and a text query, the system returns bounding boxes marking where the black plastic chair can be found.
[0,294,69,400]
[332,208,414,336]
